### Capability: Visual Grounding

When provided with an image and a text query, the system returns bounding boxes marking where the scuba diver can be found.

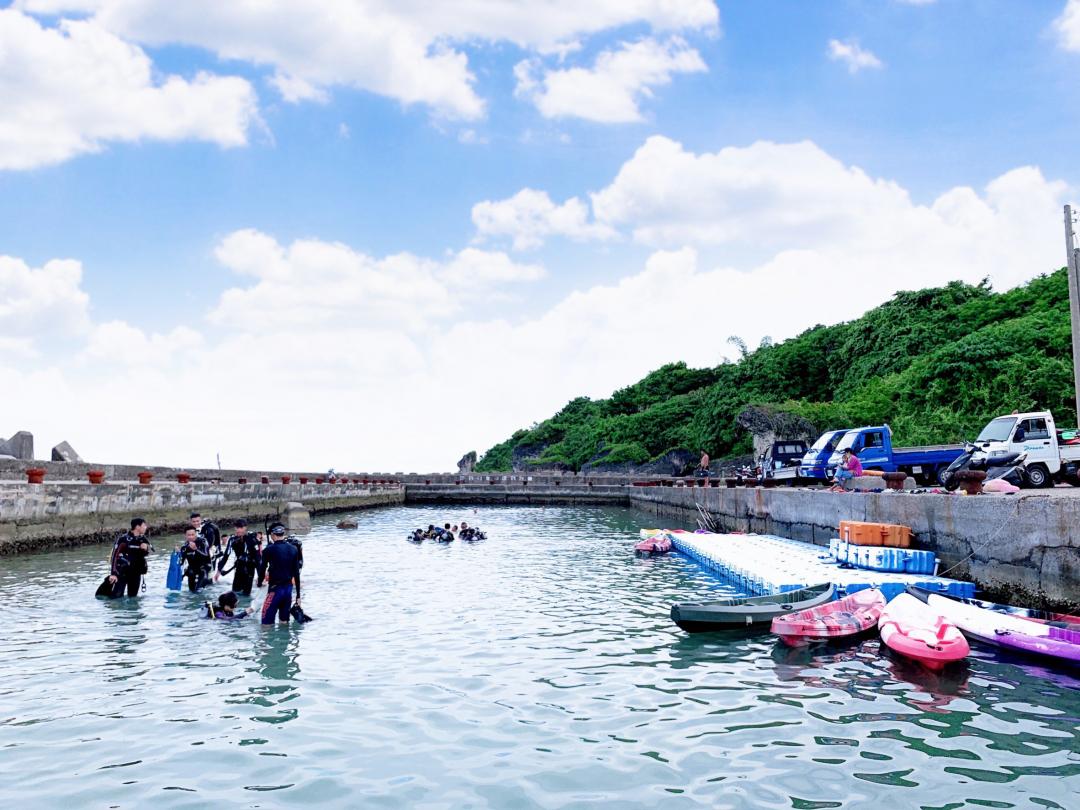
[215,518,262,595]
[104,517,152,597]
[190,512,221,558]
[178,525,213,592]
[259,523,302,624]
[408,528,425,542]
[206,591,252,620]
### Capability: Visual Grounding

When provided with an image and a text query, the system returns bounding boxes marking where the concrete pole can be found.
[1066,205,1080,424]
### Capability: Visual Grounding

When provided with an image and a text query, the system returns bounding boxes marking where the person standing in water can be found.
[215,518,262,595]
[107,518,151,597]
[178,525,213,592]
[260,523,301,625]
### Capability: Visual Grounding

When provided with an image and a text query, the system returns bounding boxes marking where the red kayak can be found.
[878,593,969,670]
[772,588,886,647]
[635,534,673,557]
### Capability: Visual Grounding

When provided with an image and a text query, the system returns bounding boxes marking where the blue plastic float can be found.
[669,532,974,603]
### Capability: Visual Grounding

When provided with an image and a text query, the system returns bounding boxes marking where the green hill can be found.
[475,269,1077,472]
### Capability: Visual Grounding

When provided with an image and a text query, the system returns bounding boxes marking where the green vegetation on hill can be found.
[476,269,1077,472]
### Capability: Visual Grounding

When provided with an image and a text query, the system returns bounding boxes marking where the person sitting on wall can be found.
[830,448,864,492]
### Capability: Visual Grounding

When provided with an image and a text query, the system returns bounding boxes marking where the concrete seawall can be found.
[404,481,630,505]
[629,486,1079,610]
[0,481,404,553]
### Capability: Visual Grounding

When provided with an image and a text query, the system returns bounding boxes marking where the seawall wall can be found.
[0,481,404,553]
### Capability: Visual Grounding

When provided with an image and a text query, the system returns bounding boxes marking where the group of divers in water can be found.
[408,521,487,543]
[96,512,310,625]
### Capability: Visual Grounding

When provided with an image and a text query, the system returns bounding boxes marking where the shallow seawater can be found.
[0,505,1077,809]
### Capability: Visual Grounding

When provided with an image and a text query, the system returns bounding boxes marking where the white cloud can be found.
[827,38,884,73]
[515,36,707,123]
[209,229,545,332]
[441,248,545,287]
[471,188,617,250]
[0,9,259,170]
[17,1,719,122]
[0,254,91,343]
[82,321,203,367]
[590,136,918,250]
[1056,0,1080,51]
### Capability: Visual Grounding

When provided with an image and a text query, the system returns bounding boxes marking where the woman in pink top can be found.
[831,449,863,490]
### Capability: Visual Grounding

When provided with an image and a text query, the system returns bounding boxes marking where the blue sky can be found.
[2,0,1079,470]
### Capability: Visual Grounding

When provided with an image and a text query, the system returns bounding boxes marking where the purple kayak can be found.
[927,595,1080,665]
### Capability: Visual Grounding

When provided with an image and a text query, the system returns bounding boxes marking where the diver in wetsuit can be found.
[215,518,262,595]
[107,517,151,597]
[190,512,221,561]
[259,523,301,624]
[178,525,213,592]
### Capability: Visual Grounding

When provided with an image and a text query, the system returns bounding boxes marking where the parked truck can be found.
[798,429,849,480]
[971,410,1080,487]
[815,425,963,484]
[758,440,809,481]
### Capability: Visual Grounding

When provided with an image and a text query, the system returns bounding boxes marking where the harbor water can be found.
[0,505,1077,808]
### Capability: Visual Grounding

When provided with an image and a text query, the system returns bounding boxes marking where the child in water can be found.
[206,591,252,620]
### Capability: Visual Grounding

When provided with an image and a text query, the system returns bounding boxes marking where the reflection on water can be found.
[0,505,1076,808]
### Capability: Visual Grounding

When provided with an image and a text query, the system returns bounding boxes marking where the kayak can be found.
[635,533,673,557]
[166,550,183,591]
[908,586,1080,627]
[672,583,835,632]
[926,594,1080,665]
[772,588,886,647]
[878,593,969,670]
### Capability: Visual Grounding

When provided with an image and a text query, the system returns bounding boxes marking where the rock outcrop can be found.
[736,406,817,459]
[457,451,477,473]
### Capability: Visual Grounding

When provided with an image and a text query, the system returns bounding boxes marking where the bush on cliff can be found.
[475,269,1077,472]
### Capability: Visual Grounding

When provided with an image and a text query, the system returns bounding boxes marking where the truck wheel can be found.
[1024,464,1051,488]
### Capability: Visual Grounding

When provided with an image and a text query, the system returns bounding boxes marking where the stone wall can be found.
[0,481,403,553]
[629,486,1080,611]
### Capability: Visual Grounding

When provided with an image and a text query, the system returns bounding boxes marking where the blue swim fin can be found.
[166,551,183,591]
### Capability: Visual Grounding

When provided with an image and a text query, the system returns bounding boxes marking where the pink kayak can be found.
[635,534,673,557]
[878,593,970,670]
[772,588,886,647]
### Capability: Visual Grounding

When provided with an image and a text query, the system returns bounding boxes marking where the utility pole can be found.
[1066,205,1080,422]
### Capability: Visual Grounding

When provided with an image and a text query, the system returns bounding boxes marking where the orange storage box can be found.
[840,520,884,546]
[839,520,912,547]
[881,524,912,548]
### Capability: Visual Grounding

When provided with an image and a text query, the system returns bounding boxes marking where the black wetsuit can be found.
[109,531,149,597]
[258,535,303,593]
[260,540,301,624]
[218,532,261,595]
[180,539,213,592]
[197,521,222,561]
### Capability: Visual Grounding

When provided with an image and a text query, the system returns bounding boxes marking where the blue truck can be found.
[802,425,963,484]
[797,429,849,479]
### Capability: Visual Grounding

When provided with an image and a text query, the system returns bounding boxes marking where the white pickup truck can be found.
[973,410,1080,487]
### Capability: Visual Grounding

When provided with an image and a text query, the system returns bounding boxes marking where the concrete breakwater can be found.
[629,486,1080,611]
[0,480,403,553]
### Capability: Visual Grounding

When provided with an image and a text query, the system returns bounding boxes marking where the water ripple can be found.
[0,505,1075,808]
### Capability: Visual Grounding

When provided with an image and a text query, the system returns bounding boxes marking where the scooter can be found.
[983,452,1027,488]
[941,442,1024,491]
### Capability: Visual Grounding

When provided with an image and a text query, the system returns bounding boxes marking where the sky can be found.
[2,0,1080,472]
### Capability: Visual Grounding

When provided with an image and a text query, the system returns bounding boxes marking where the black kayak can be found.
[671,583,836,632]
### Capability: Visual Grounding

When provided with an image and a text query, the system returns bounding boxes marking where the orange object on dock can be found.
[839,520,912,547]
